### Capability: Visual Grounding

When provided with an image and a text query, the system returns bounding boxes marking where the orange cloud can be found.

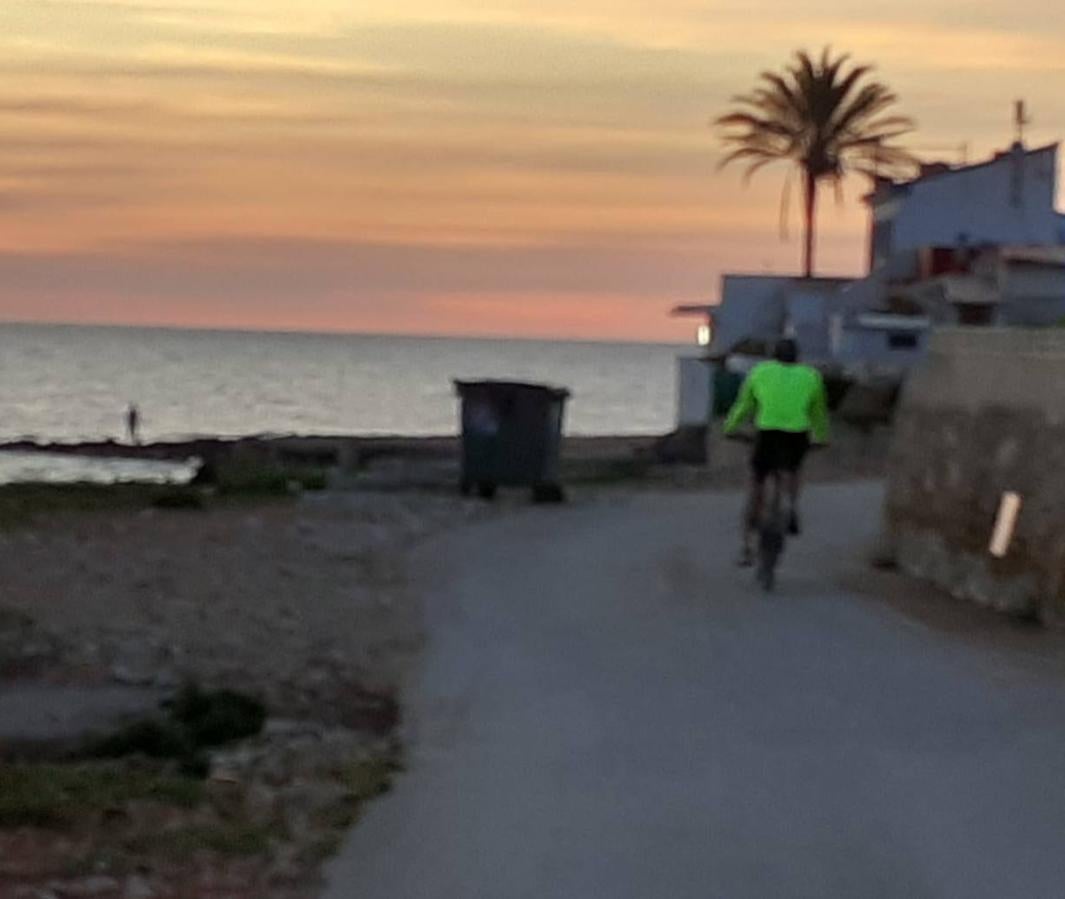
[0,0,1060,339]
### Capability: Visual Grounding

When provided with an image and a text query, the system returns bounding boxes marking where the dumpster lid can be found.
[453,379,570,399]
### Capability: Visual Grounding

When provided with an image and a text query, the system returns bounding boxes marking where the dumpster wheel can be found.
[477,482,497,500]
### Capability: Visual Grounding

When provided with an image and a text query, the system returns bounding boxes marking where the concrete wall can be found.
[786,287,832,360]
[676,356,712,427]
[873,145,1062,266]
[1000,264,1065,326]
[709,276,789,355]
[884,328,1065,621]
[838,326,927,374]
[710,275,854,358]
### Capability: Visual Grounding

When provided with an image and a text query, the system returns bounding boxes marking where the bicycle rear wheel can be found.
[757,522,783,592]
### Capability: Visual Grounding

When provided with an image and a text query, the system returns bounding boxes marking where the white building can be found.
[706,141,1065,361]
[868,143,1065,271]
[674,140,1065,429]
[706,275,853,360]
[894,246,1065,327]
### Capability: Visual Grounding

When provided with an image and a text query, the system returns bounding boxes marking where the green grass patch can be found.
[212,461,290,495]
[290,467,329,491]
[127,822,275,858]
[201,450,327,494]
[0,762,202,828]
[0,462,326,529]
[0,483,206,528]
[151,488,206,510]
[338,755,400,803]
[212,461,329,495]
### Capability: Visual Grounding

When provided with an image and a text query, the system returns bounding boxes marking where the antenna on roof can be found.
[1011,101,1029,208]
[1014,100,1030,145]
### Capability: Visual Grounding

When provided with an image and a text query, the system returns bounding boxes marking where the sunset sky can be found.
[2,0,1064,341]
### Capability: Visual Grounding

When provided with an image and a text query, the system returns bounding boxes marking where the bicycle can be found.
[725,431,791,593]
[755,468,788,592]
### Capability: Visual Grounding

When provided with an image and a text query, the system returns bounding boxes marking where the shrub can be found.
[169,684,267,747]
[0,763,201,827]
[91,718,192,761]
[290,467,329,491]
[151,488,206,510]
[214,461,291,495]
[87,683,267,777]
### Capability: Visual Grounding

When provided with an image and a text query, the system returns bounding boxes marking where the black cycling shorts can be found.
[751,430,810,482]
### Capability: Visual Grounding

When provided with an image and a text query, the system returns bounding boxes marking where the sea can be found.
[0,324,685,481]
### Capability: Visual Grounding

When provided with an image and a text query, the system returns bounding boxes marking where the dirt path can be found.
[323,482,1065,899]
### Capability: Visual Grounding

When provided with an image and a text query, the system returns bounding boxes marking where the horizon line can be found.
[0,318,691,349]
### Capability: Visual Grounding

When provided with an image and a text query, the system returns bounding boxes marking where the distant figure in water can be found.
[126,403,141,445]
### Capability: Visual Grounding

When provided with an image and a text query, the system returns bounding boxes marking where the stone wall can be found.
[884,328,1065,622]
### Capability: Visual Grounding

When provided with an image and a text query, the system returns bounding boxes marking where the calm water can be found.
[0,324,684,442]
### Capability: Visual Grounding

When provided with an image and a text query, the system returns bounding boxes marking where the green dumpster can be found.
[454,380,570,502]
[713,368,744,417]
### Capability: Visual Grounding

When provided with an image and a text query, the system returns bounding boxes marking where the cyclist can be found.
[723,338,829,567]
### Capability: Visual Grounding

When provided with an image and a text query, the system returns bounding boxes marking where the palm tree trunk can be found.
[802,170,817,278]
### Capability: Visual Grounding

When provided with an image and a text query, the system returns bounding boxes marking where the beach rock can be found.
[110,663,155,687]
[152,668,181,690]
[51,876,120,896]
[244,782,281,827]
[278,780,349,834]
[266,845,304,886]
[122,876,154,899]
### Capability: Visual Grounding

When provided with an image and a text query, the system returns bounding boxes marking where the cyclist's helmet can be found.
[774,337,799,363]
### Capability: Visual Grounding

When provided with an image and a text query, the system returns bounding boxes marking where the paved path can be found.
[324,483,1065,899]
[0,685,163,757]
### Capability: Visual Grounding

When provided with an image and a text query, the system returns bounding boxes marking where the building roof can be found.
[866,142,1058,204]
[670,304,717,318]
[998,246,1065,267]
[720,274,853,286]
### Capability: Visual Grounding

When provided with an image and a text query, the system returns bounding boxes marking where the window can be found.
[888,333,919,350]
[871,219,894,269]
[956,303,995,326]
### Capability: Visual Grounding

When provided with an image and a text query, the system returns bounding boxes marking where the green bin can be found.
[713,368,745,417]
[454,380,570,502]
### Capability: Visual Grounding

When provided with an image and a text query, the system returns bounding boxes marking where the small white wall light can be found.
[989,491,1022,558]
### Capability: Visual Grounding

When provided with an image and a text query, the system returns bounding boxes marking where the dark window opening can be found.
[956,303,995,326]
[870,219,894,270]
[888,333,919,350]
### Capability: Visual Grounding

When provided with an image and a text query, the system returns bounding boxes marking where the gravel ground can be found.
[0,487,497,898]
[0,490,495,713]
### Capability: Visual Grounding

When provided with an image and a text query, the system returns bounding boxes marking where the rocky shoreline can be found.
[0,484,498,898]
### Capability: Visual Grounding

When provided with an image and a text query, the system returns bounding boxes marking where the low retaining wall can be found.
[884,328,1065,621]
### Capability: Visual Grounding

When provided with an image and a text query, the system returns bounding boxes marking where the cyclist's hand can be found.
[724,430,753,443]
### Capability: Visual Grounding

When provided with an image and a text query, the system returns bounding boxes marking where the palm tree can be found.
[716,48,916,277]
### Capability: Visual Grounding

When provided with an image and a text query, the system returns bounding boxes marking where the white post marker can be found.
[989,491,1022,558]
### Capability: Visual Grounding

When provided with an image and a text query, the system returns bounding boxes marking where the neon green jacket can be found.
[723,361,830,443]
